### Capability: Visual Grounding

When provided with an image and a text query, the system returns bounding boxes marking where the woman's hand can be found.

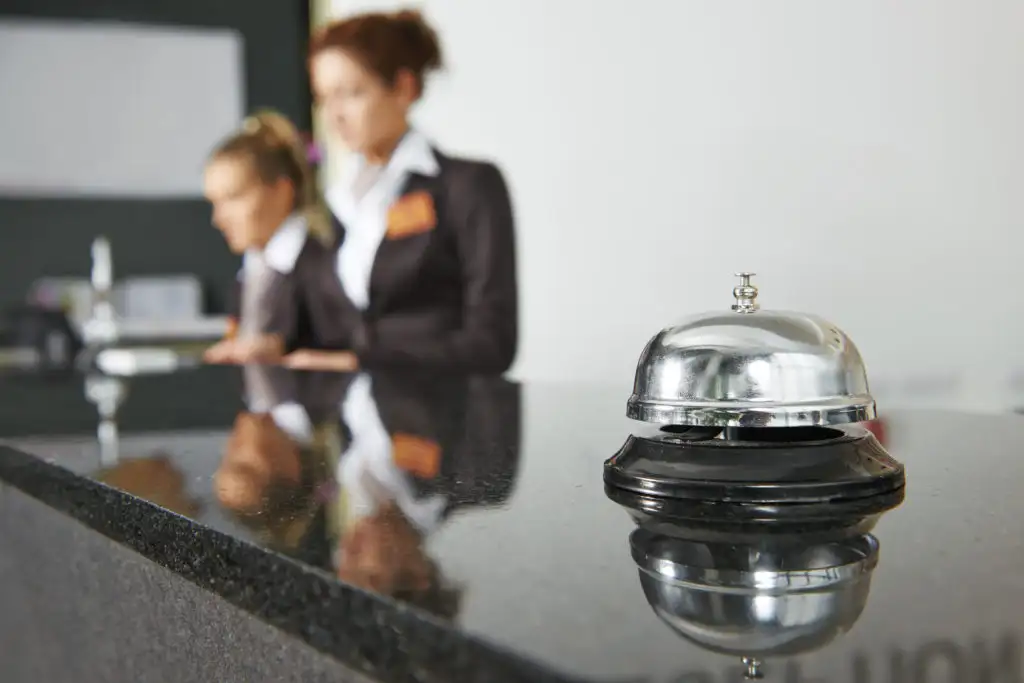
[234,334,286,363]
[203,335,285,365]
[283,349,359,372]
[203,339,237,364]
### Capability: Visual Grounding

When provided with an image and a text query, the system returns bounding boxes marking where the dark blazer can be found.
[225,261,317,349]
[318,370,523,511]
[287,152,518,374]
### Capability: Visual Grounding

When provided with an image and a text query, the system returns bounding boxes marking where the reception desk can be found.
[0,360,1022,683]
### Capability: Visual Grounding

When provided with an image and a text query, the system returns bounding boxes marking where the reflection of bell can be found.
[629,522,880,679]
[605,273,906,527]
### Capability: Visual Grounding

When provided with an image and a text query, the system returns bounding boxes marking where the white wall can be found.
[328,0,1024,399]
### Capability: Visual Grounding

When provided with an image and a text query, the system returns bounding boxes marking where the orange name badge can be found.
[391,433,441,479]
[386,191,437,240]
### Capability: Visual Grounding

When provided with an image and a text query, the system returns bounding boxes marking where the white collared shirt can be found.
[237,214,308,335]
[242,213,308,276]
[326,130,440,310]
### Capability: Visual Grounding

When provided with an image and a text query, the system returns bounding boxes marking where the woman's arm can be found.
[283,348,358,371]
[205,269,298,365]
[352,162,518,373]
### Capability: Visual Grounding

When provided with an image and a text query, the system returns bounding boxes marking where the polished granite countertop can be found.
[1,360,1023,683]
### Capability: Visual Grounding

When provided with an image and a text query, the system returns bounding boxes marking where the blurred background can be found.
[1,0,1022,407]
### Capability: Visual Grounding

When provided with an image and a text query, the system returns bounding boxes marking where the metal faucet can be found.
[83,236,118,346]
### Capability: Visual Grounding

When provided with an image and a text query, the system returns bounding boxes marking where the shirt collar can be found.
[337,128,440,191]
[244,213,307,275]
[269,401,314,444]
[386,128,440,177]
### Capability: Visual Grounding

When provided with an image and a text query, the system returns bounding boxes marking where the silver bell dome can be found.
[627,273,876,428]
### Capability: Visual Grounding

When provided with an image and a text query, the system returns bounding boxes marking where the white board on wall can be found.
[0,19,244,198]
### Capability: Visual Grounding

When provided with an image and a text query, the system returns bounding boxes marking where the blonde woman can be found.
[201,111,332,364]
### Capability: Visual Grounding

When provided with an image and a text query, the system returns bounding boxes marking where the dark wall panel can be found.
[0,198,229,310]
[0,0,312,313]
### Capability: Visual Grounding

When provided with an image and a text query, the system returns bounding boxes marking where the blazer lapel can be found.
[367,170,444,314]
[319,209,364,330]
[329,210,347,245]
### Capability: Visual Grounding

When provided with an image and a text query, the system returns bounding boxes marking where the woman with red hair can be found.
[277,9,519,374]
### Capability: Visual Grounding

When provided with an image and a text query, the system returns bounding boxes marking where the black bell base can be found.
[603,424,906,526]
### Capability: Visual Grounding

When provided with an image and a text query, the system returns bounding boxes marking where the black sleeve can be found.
[262,265,305,352]
[353,163,518,373]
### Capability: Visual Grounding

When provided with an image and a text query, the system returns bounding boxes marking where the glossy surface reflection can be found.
[4,362,1024,682]
[626,519,884,680]
[214,365,522,617]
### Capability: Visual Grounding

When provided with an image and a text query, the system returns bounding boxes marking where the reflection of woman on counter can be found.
[213,368,336,554]
[221,365,522,618]
[96,453,203,518]
[327,371,524,617]
[329,374,457,614]
[276,9,518,374]
[202,111,332,365]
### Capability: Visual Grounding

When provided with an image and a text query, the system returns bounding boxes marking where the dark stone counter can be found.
[1,363,1023,682]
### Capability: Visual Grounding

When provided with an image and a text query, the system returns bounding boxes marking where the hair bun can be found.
[392,8,424,22]
[390,8,443,72]
[309,8,444,98]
